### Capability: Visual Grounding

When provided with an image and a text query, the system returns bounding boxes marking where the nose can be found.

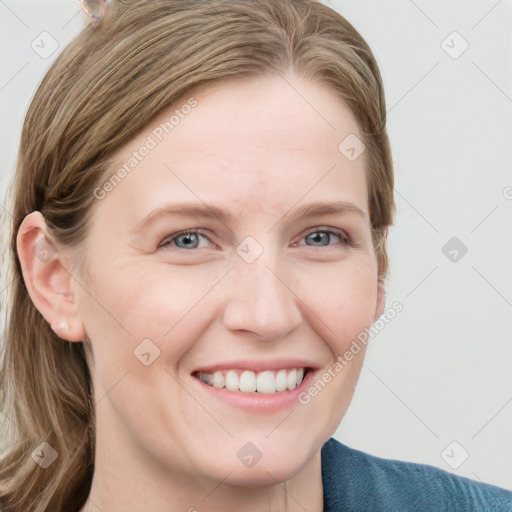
[222,247,303,341]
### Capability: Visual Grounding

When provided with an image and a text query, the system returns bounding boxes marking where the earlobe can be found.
[16,211,86,342]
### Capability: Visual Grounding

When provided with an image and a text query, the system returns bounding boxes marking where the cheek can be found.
[77,261,227,366]
[78,252,378,375]
[293,258,378,354]
[287,259,377,437]
[75,249,378,475]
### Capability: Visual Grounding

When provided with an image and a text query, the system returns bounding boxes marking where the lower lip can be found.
[192,370,316,413]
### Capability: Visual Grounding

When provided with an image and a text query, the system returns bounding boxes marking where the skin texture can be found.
[18,72,385,512]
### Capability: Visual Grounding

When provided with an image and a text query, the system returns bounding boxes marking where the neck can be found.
[80,451,323,512]
[78,405,324,512]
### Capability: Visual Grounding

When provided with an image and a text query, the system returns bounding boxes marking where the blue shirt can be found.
[321,438,512,511]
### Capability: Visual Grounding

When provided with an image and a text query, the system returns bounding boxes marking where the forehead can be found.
[93,73,369,228]
[170,73,362,155]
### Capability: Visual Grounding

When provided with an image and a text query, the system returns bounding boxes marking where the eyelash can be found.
[158,227,357,251]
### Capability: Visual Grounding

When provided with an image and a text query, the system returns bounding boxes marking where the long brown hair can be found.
[0,1,394,510]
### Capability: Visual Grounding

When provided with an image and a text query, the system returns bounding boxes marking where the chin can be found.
[221,460,305,487]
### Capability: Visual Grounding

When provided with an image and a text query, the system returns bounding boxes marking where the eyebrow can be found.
[134,200,366,232]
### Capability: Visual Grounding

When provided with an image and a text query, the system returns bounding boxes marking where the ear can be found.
[16,211,86,342]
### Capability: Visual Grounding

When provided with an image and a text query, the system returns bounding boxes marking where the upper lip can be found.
[192,359,320,374]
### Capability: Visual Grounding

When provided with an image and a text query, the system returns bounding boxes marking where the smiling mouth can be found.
[193,368,309,394]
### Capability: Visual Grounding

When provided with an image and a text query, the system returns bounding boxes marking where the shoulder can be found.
[321,437,512,512]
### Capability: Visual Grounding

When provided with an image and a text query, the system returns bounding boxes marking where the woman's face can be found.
[72,72,384,486]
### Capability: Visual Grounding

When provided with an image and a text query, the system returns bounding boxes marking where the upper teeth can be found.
[198,368,305,393]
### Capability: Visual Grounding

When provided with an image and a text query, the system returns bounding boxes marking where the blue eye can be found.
[158,227,354,252]
[159,230,211,250]
[300,228,353,248]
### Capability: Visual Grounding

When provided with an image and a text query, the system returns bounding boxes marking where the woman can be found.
[0,1,510,510]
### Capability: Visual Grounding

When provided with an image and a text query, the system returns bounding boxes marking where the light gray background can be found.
[1,0,511,490]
